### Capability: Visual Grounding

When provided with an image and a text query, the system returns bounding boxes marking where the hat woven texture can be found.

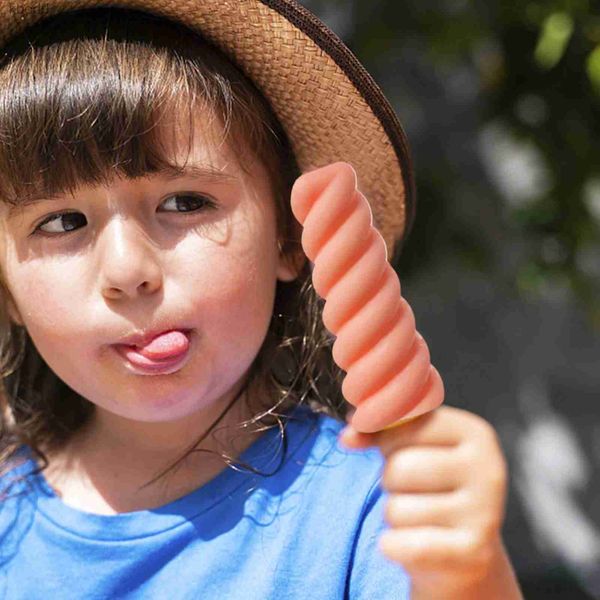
[0,0,415,261]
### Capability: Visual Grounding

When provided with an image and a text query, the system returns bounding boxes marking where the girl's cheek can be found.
[10,263,84,334]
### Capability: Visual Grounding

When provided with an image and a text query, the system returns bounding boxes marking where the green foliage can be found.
[305,0,600,324]
[586,45,600,93]
[534,12,574,69]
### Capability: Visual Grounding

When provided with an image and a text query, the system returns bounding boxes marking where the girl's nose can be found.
[99,218,163,301]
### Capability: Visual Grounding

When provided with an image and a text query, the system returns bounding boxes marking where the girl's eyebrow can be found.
[158,163,238,183]
[6,164,238,219]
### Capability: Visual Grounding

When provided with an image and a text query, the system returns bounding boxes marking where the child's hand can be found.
[339,406,523,600]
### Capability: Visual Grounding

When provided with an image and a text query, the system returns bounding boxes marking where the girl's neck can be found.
[40,390,265,515]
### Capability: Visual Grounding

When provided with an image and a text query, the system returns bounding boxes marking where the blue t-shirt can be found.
[0,405,411,599]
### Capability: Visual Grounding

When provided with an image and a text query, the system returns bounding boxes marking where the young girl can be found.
[0,3,522,598]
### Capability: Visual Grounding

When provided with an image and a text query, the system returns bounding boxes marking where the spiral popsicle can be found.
[290,162,444,433]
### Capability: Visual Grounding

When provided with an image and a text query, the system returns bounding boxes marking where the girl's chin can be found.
[99,393,212,423]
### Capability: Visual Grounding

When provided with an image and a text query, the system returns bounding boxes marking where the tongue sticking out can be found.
[133,330,189,360]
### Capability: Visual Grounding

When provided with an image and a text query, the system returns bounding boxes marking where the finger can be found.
[337,425,375,450]
[381,447,463,493]
[384,492,462,528]
[374,406,472,457]
[379,526,476,571]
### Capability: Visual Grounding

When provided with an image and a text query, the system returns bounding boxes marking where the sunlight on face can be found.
[0,113,298,428]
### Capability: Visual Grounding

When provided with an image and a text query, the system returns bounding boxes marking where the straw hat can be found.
[0,0,415,261]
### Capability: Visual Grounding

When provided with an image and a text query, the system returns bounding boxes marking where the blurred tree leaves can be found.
[301,0,600,325]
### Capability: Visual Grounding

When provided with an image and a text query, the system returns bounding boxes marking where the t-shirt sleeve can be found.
[347,476,412,599]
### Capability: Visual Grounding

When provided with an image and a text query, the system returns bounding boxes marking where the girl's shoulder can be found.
[277,404,385,497]
[0,446,37,496]
[0,446,39,569]
[290,403,381,460]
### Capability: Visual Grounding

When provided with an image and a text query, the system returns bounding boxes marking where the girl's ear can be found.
[7,302,24,327]
[276,218,306,282]
[276,246,306,283]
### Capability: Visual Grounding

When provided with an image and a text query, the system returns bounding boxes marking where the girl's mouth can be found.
[113,329,192,375]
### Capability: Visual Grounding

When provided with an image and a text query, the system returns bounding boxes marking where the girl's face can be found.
[0,117,298,426]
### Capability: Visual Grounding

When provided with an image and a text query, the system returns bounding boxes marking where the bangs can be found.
[0,8,276,206]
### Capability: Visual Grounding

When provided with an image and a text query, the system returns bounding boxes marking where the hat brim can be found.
[0,0,415,260]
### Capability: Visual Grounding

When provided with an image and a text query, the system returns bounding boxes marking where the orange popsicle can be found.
[290,162,444,433]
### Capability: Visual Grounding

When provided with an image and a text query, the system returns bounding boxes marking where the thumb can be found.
[338,423,376,450]
[338,406,376,449]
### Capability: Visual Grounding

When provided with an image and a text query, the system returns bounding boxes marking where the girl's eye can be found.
[34,212,87,235]
[32,194,215,236]
[158,194,216,214]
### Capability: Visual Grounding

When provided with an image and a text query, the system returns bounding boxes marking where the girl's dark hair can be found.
[0,8,347,496]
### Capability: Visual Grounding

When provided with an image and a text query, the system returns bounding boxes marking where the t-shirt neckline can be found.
[22,404,316,541]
